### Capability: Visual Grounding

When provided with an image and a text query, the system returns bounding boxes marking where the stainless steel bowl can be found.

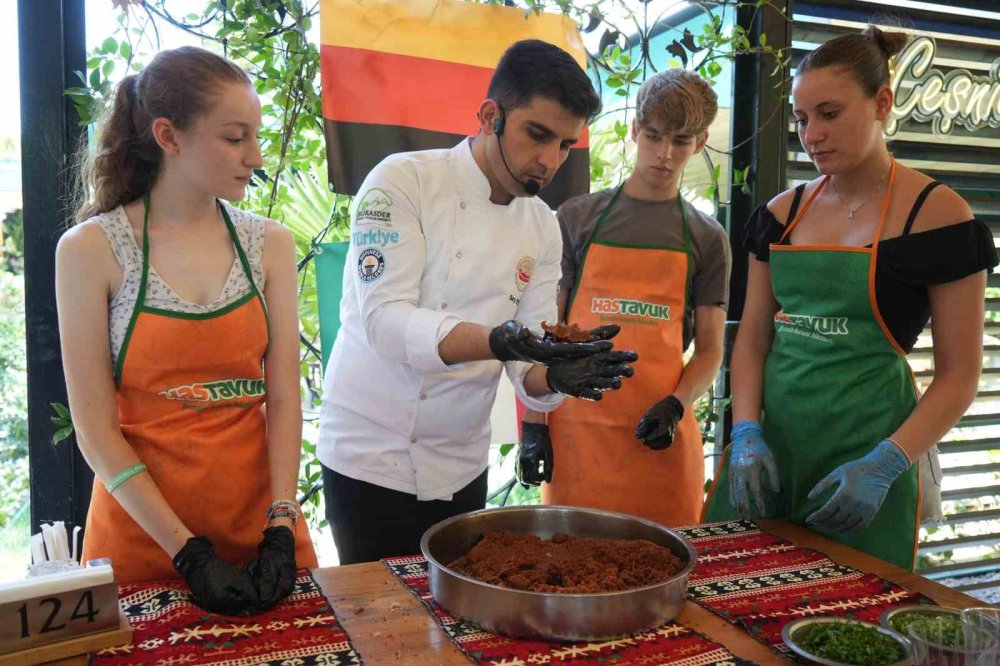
[880,605,961,635]
[782,617,913,666]
[419,505,697,642]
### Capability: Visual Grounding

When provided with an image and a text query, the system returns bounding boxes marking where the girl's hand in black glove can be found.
[172,535,260,615]
[243,526,297,610]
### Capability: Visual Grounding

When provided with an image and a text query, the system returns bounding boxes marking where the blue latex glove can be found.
[806,439,911,534]
[728,420,780,518]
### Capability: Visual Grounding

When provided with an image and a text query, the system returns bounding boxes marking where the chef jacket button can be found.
[456,251,463,259]
[420,393,427,400]
[441,302,448,310]
[460,201,467,209]
[410,436,417,444]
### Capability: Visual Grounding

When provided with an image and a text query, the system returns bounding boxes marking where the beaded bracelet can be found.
[885,437,912,465]
[106,463,148,494]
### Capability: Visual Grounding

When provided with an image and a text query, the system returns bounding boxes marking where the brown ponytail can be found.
[796,25,909,98]
[75,46,251,221]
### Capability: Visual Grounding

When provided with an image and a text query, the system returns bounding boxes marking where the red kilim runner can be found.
[678,520,934,658]
[382,556,756,665]
[93,568,362,665]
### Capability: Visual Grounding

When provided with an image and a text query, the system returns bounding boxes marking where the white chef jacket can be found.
[318,139,564,501]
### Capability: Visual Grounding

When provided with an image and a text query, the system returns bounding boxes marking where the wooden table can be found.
[48,520,986,665]
[315,520,987,666]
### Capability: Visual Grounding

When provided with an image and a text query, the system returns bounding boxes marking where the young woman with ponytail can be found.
[56,46,316,614]
[703,27,996,569]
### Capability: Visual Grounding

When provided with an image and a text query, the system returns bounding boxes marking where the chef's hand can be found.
[729,420,780,518]
[806,439,911,534]
[635,395,684,450]
[173,535,259,615]
[515,422,553,487]
[546,350,638,401]
[489,320,613,365]
[244,526,297,610]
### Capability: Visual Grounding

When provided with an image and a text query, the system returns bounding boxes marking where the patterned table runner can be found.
[383,556,756,665]
[94,568,362,665]
[679,520,934,657]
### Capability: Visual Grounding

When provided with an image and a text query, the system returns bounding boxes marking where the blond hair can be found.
[635,69,718,136]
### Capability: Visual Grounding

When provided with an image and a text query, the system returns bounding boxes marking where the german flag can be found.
[320,0,591,209]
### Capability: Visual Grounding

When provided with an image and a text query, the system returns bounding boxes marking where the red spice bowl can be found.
[419,505,698,641]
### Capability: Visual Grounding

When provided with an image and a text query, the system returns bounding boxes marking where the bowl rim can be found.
[419,504,699,599]
[879,604,961,632]
[781,616,912,666]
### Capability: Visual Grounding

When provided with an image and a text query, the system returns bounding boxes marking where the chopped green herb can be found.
[890,613,964,648]
[797,621,904,666]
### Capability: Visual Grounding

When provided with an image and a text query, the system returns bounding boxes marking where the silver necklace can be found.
[830,159,893,219]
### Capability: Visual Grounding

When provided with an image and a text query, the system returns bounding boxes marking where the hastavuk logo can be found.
[591,297,670,325]
[159,378,266,402]
[775,311,849,343]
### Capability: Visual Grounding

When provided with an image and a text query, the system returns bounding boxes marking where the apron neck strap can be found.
[779,178,828,243]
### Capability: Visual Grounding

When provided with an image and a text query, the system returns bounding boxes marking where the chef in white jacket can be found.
[318,40,638,564]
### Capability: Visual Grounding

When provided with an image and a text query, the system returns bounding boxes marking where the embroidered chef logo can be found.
[774,311,849,343]
[515,256,535,292]
[358,248,386,283]
[591,297,670,326]
[159,378,265,403]
[355,188,393,226]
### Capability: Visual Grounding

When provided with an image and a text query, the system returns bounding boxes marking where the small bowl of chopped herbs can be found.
[880,605,963,647]
[782,617,912,666]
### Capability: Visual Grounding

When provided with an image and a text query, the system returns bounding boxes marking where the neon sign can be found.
[887,36,1000,136]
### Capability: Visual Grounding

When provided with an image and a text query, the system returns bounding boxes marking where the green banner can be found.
[314,242,350,368]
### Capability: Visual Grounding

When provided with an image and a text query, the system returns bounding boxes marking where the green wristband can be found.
[106,463,148,494]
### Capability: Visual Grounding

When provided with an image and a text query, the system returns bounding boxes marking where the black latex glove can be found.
[489,320,612,365]
[515,422,553,487]
[635,395,685,450]
[172,535,260,615]
[546,350,638,401]
[243,526,297,610]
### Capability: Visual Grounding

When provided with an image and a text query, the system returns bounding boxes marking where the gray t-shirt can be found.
[558,187,731,350]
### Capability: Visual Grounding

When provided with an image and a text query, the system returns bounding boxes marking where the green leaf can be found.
[119,42,132,60]
[53,425,74,445]
[89,68,102,89]
[760,33,767,47]
[708,61,722,77]
[102,60,114,78]
[499,443,515,457]
[101,37,118,54]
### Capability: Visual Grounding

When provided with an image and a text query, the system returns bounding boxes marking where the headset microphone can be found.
[493,107,541,197]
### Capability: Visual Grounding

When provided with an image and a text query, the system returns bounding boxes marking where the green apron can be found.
[704,163,921,570]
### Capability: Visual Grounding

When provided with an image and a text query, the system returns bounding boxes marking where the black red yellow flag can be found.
[320,0,591,208]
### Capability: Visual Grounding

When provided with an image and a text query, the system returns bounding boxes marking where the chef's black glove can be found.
[516,422,553,487]
[172,535,260,615]
[635,395,685,450]
[243,526,297,610]
[489,320,612,365]
[546,350,638,401]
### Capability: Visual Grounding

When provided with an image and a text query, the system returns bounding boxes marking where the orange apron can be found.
[82,200,317,582]
[543,186,704,526]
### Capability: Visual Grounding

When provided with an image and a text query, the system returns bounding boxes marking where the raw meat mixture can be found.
[541,321,594,343]
[448,531,684,593]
